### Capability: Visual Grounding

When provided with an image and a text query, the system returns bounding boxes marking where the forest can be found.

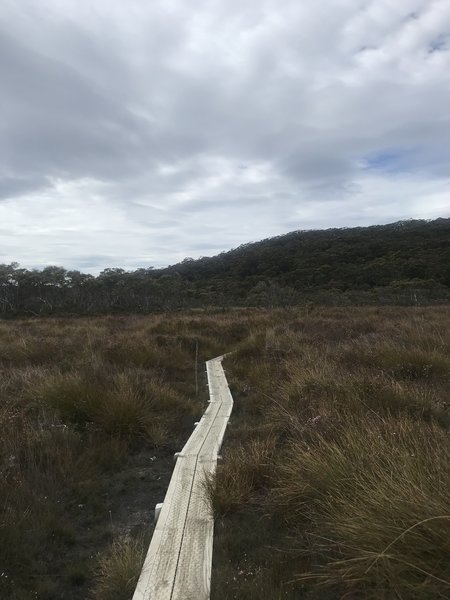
[1,218,449,315]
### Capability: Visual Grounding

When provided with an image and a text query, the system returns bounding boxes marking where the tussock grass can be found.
[205,437,276,517]
[211,305,450,599]
[0,312,258,599]
[90,537,146,600]
[2,307,449,598]
[37,369,194,445]
[280,431,450,598]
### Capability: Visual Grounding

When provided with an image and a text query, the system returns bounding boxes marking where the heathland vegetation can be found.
[0,312,246,599]
[1,306,449,599]
[211,306,450,599]
[1,218,449,315]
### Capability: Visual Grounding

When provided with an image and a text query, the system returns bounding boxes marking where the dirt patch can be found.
[27,447,176,600]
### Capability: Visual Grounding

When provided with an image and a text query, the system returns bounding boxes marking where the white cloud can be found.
[0,0,449,272]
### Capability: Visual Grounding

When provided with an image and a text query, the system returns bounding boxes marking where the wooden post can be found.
[195,340,199,397]
[154,503,163,523]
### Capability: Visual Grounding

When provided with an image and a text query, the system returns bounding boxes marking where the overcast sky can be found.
[1,0,449,272]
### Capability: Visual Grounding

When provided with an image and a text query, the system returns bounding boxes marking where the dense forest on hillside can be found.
[1,218,449,315]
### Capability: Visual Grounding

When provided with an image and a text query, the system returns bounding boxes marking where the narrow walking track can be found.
[132,356,234,600]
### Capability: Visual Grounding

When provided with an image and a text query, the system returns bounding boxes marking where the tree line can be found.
[1,218,449,315]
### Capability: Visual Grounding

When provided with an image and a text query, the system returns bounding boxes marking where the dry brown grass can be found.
[205,437,276,517]
[0,311,260,599]
[210,305,450,599]
[2,307,449,599]
[89,537,147,600]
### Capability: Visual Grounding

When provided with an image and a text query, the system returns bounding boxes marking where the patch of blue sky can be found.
[363,151,408,173]
[428,34,448,54]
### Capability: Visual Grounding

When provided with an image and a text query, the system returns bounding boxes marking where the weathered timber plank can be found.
[171,460,216,600]
[132,356,233,600]
[182,401,221,457]
[133,455,197,600]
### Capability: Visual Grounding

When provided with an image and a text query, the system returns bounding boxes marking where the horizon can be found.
[1,0,449,273]
[3,216,447,276]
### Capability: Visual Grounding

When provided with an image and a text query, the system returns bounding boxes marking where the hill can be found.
[0,218,449,314]
[164,217,450,305]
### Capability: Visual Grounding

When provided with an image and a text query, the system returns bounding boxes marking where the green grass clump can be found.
[37,369,197,445]
[205,437,276,517]
[38,373,107,426]
[90,537,146,600]
[374,346,450,380]
[273,414,450,597]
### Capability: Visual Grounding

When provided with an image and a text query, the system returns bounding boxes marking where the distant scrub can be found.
[1,219,449,316]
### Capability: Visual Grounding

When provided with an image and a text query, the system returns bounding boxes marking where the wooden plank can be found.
[172,365,233,598]
[181,401,222,457]
[170,460,215,600]
[132,356,233,600]
[133,455,197,600]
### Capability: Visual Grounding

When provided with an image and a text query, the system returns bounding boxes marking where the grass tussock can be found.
[37,370,194,445]
[0,311,258,599]
[90,537,146,600]
[205,437,276,517]
[275,416,449,595]
[2,306,449,599]
[211,306,450,599]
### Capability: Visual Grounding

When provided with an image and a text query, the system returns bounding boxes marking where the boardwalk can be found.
[132,356,234,600]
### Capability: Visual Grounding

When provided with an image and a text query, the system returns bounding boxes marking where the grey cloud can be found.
[0,0,449,270]
[0,29,154,191]
[0,175,49,200]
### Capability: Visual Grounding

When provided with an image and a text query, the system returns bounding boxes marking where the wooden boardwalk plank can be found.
[171,462,215,600]
[132,456,197,600]
[132,356,233,600]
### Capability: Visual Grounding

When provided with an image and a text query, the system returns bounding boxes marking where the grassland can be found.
[0,311,255,599]
[0,306,449,599]
[210,306,450,599]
